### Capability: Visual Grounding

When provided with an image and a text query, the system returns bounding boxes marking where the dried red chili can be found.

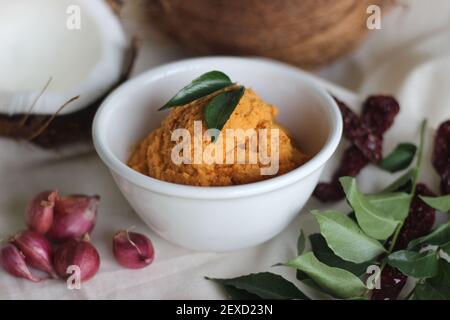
[362,96,400,136]
[314,96,401,202]
[395,183,436,250]
[336,99,383,163]
[313,146,369,202]
[440,165,450,195]
[373,183,436,300]
[432,120,450,175]
[371,265,407,300]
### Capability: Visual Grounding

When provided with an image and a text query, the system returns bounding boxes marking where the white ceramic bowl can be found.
[93,57,342,252]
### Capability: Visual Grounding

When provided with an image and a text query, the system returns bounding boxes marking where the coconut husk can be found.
[106,0,123,15]
[146,0,395,69]
[0,0,137,149]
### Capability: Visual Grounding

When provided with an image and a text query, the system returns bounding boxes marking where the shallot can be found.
[0,244,40,282]
[53,237,100,282]
[47,195,100,243]
[113,230,154,269]
[12,230,57,278]
[25,190,58,234]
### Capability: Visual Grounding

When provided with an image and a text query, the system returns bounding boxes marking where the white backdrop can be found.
[1,0,449,299]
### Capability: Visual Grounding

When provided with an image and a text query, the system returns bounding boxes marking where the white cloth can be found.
[1,0,449,299]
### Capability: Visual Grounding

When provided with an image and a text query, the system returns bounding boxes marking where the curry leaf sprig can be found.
[207,120,450,300]
[158,71,245,136]
[379,143,417,173]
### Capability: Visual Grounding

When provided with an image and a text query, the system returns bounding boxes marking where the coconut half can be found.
[0,0,135,147]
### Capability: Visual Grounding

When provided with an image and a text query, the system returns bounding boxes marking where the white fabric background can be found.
[1,0,449,299]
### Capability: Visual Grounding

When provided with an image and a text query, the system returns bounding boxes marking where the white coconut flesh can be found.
[0,0,128,115]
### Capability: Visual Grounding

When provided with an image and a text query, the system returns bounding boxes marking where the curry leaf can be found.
[309,233,372,277]
[207,272,309,300]
[430,259,450,287]
[297,229,306,255]
[441,242,450,256]
[387,250,439,278]
[222,285,262,300]
[299,278,323,291]
[414,281,450,300]
[408,223,450,251]
[340,177,400,240]
[348,296,369,300]
[284,252,367,299]
[296,232,371,282]
[312,210,386,263]
[366,192,412,221]
[419,195,450,213]
[379,143,417,173]
[159,70,233,110]
[381,168,416,193]
[295,229,307,281]
[204,86,245,134]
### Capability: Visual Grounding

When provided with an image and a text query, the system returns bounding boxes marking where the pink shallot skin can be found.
[12,230,57,278]
[0,244,41,282]
[47,195,100,243]
[53,238,100,282]
[113,231,155,269]
[26,190,58,234]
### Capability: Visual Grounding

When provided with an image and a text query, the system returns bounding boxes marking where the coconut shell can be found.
[0,40,136,148]
[146,0,394,69]
[0,0,137,149]
[106,0,124,15]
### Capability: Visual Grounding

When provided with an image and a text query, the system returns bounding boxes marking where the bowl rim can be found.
[93,56,343,200]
